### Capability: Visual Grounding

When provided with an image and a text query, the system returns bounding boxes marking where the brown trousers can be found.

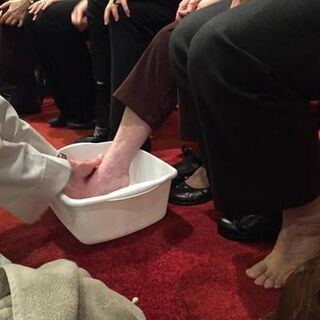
[114,21,201,142]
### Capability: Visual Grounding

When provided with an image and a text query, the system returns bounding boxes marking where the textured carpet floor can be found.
[0,99,280,320]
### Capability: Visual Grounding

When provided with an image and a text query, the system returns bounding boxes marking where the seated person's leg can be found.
[170,0,320,289]
[65,107,151,199]
[24,0,95,128]
[170,90,212,206]
[108,0,180,144]
[0,24,40,114]
[67,1,226,195]
[76,0,111,143]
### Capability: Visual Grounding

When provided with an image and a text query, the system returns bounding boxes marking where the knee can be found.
[169,15,204,73]
[149,22,176,50]
[87,0,105,23]
[23,13,35,31]
[24,8,58,34]
[23,11,52,37]
[187,28,230,87]
[169,18,191,61]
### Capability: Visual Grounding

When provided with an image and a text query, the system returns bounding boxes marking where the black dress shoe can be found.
[169,180,212,205]
[173,145,202,185]
[75,134,108,143]
[48,116,67,127]
[218,213,282,242]
[67,121,95,130]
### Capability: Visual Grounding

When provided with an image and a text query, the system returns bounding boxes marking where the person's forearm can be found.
[0,140,71,222]
[0,96,57,155]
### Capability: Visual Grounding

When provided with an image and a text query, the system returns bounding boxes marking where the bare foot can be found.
[65,155,130,199]
[84,164,130,198]
[260,255,320,319]
[246,196,320,289]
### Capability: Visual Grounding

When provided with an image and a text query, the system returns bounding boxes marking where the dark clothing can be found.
[114,22,178,131]
[0,24,36,90]
[114,21,201,141]
[87,0,111,130]
[0,21,40,114]
[169,0,320,215]
[24,0,95,122]
[107,0,180,138]
[117,0,320,216]
[25,0,179,133]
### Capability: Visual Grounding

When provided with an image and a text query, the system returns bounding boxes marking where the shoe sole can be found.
[169,197,212,206]
[217,225,278,243]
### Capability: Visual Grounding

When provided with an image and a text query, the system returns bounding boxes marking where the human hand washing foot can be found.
[77,162,130,199]
[64,143,131,199]
[63,155,103,198]
[64,107,151,199]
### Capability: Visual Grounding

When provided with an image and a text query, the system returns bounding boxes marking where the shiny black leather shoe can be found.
[169,180,212,205]
[218,213,282,242]
[75,134,108,143]
[173,145,202,185]
[48,116,67,127]
[67,121,95,130]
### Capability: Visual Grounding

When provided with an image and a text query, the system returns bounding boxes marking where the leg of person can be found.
[67,106,152,198]
[170,89,212,205]
[0,24,39,114]
[25,13,68,124]
[76,0,111,142]
[24,0,95,126]
[114,21,179,130]
[262,255,320,319]
[68,1,231,198]
[108,0,180,142]
[170,0,320,288]
[71,19,182,198]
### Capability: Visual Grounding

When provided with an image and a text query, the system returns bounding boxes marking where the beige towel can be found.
[0,255,10,266]
[0,259,145,320]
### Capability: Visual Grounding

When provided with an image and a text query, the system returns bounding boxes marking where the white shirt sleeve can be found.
[0,96,71,223]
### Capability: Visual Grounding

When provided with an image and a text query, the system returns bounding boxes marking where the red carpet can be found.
[0,99,280,320]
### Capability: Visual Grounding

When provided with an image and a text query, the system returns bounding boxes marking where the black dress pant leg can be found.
[0,22,39,114]
[24,0,95,122]
[108,0,179,138]
[87,0,111,132]
[170,0,320,216]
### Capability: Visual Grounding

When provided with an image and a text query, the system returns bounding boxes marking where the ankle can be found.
[186,167,209,189]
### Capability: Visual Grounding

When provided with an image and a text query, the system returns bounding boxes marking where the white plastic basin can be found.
[50,142,177,244]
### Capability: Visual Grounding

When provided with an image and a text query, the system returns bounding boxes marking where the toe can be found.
[246,260,268,279]
[254,270,271,286]
[264,276,276,289]
[274,272,288,289]
[274,279,283,289]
